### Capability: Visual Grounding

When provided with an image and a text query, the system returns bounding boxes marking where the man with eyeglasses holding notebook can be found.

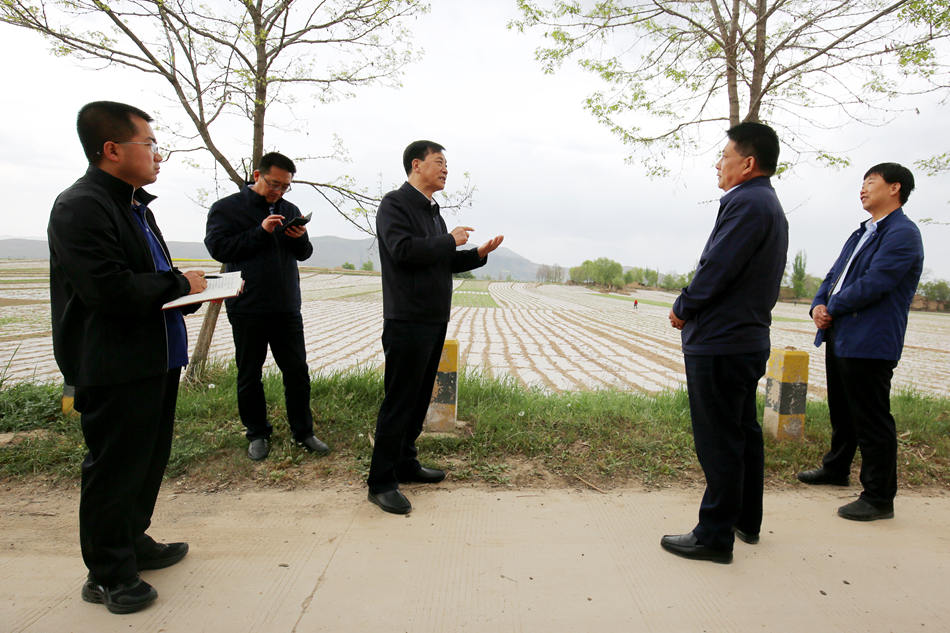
[49,101,207,613]
[205,152,329,462]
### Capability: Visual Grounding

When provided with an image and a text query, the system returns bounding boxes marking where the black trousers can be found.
[822,327,899,508]
[684,351,769,552]
[74,368,180,585]
[367,319,447,494]
[228,311,314,442]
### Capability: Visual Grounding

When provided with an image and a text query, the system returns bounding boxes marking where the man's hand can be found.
[812,304,833,330]
[262,214,285,233]
[451,226,474,246]
[183,270,208,295]
[285,225,306,239]
[669,309,686,330]
[477,235,505,258]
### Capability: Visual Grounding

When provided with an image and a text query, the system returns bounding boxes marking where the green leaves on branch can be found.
[512,0,950,174]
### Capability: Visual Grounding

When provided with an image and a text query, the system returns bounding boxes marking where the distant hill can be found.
[0,237,543,281]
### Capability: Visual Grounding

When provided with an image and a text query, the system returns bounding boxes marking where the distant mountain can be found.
[0,236,543,281]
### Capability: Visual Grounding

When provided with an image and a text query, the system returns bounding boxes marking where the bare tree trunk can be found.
[745,0,769,123]
[184,264,226,383]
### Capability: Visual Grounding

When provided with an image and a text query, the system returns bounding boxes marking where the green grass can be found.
[597,294,672,308]
[2,365,948,490]
[772,316,812,323]
[452,292,501,308]
[0,269,51,276]
[457,280,493,293]
[0,279,49,284]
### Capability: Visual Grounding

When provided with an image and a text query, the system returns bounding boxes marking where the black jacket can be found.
[204,186,313,314]
[673,176,789,356]
[377,182,486,322]
[48,165,195,387]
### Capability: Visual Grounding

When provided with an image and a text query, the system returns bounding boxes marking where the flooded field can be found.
[2,259,948,396]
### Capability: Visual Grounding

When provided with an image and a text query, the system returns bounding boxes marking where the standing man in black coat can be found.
[205,152,329,461]
[663,122,789,564]
[49,101,208,613]
[367,140,504,514]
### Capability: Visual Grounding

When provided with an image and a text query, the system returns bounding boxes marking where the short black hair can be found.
[403,140,445,175]
[864,162,915,205]
[77,101,153,165]
[726,122,780,176]
[258,152,296,175]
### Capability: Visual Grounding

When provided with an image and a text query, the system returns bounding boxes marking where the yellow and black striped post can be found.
[62,383,78,416]
[763,350,809,441]
[424,339,459,432]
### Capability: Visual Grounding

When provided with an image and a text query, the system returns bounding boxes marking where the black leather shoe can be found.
[733,526,759,545]
[82,574,158,614]
[838,499,894,521]
[368,489,412,515]
[397,467,446,484]
[660,533,733,564]
[248,438,270,461]
[137,542,189,571]
[796,467,849,486]
[297,435,330,455]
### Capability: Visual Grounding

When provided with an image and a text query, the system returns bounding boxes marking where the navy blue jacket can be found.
[673,176,789,356]
[811,208,923,361]
[49,165,196,386]
[204,185,313,314]
[377,182,486,322]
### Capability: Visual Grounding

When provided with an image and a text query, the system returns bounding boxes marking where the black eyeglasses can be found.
[261,175,292,193]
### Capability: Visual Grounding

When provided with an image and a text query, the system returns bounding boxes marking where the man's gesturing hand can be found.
[812,304,833,330]
[183,270,208,295]
[262,214,285,234]
[451,226,474,246]
[477,235,505,258]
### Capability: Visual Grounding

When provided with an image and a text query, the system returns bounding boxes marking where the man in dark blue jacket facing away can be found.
[367,140,504,514]
[797,163,923,522]
[205,152,329,461]
[663,122,789,564]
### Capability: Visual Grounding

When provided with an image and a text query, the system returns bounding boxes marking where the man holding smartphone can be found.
[205,152,328,461]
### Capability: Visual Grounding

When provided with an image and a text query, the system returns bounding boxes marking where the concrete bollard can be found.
[424,339,458,432]
[763,349,809,440]
[62,383,78,416]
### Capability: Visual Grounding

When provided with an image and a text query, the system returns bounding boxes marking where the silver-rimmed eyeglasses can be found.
[261,175,292,193]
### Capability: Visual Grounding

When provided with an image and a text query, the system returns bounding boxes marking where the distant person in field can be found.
[634,299,638,309]
[664,122,789,564]
[49,101,207,613]
[797,163,923,522]
[367,140,504,514]
[204,152,329,461]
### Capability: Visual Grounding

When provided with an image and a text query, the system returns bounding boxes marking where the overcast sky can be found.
[1,1,948,280]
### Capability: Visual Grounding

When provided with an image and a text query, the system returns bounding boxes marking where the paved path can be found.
[2,484,948,632]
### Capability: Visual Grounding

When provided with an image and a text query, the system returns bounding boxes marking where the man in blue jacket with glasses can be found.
[797,163,924,522]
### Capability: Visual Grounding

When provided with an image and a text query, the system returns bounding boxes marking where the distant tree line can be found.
[536,264,565,283]
[559,257,695,291]
[919,279,950,303]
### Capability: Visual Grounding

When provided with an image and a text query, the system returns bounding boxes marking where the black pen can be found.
[205,275,221,279]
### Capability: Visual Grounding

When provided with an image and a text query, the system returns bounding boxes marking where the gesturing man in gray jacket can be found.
[367,140,503,515]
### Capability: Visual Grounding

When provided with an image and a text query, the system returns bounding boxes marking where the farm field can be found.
[1,259,948,396]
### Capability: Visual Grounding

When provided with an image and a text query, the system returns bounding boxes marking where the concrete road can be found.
[2,483,948,632]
